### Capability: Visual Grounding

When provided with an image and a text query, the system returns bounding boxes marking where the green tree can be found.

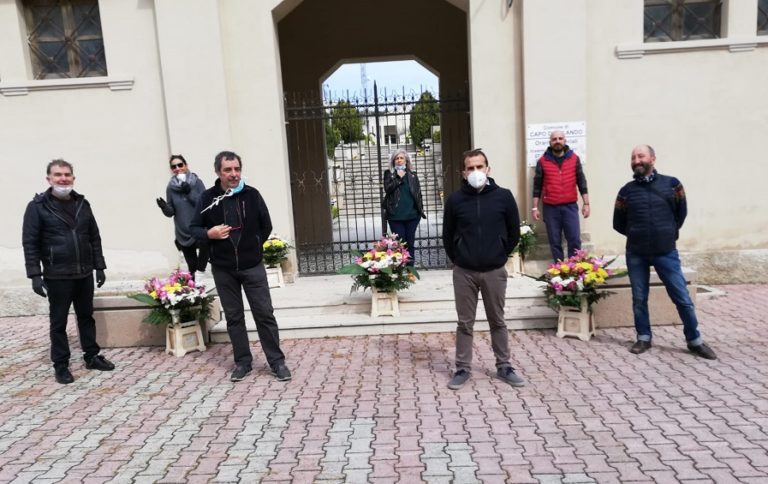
[325,119,341,158]
[409,91,439,148]
[331,100,365,143]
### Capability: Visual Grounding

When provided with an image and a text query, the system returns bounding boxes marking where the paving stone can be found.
[0,285,765,482]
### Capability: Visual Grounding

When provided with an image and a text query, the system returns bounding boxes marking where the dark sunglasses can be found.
[170,162,185,169]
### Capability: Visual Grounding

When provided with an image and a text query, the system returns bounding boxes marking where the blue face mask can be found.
[230,178,245,194]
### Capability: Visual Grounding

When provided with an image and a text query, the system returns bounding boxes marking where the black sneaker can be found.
[85,355,115,371]
[496,366,526,387]
[688,343,717,360]
[271,364,292,381]
[230,365,252,382]
[448,369,470,390]
[55,367,74,384]
[630,340,652,354]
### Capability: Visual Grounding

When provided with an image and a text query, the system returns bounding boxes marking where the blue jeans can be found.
[626,249,702,345]
[388,217,420,266]
[542,202,581,262]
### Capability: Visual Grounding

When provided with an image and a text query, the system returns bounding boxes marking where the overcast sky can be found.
[323,60,439,100]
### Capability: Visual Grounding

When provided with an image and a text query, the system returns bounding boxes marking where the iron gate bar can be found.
[285,86,470,274]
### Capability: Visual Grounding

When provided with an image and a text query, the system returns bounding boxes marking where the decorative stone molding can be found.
[616,37,768,59]
[0,76,134,96]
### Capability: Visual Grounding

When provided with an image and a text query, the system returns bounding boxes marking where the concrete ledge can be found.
[93,296,221,348]
[593,268,696,328]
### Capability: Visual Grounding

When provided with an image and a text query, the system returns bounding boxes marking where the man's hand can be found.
[156,197,169,211]
[531,208,540,221]
[96,270,106,288]
[32,276,47,298]
[180,182,191,194]
[208,224,232,239]
[581,204,591,218]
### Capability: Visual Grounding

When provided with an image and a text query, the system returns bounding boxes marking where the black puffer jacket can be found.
[442,178,521,272]
[22,189,106,279]
[613,172,687,256]
[190,181,272,271]
[383,169,426,220]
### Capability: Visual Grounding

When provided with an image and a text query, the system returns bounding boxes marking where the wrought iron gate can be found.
[284,84,470,274]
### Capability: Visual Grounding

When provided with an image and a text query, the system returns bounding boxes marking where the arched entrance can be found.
[277,0,471,273]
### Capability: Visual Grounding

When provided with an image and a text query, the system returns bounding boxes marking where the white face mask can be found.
[52,185,73,198]
[467,170,487,189]
[176,173,187,182]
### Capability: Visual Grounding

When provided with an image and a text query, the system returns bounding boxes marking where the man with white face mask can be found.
[22,159,115,384]
[442,149,525,390]
[190,151,291,383]
[156,154,209,281]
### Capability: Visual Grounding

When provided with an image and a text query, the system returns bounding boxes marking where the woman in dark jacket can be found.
[383,149,425,266]
[156,155,209,280]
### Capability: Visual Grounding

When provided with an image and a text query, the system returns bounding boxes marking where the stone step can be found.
[209,270,558,342]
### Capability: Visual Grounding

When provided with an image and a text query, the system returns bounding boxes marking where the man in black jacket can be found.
[613,145,716,360]
[442,149,526,390]
[22,159,115,384]
[190,151,291,382]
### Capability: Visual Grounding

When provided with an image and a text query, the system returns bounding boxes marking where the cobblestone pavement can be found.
[0,284,766,483]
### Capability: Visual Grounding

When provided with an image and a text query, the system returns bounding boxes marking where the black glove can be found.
[32,276,47,298]
[156,197,169,211]
[179,182,191,194]
[96,270,106,288]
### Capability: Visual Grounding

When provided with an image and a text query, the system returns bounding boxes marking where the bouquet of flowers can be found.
[262,235,291,268]
[128,269,214,325]
[512,220,537,260]
[538,250,623,311]
[339,233,420,293]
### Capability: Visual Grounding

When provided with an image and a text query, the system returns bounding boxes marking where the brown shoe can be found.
[688,343,717,360]
[630,340,652,354]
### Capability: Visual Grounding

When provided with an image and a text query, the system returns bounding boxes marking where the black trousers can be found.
[176,240,209,275]
[45,276,100,368]
[211,263,285,369]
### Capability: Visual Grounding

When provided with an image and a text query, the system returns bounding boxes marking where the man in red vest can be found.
[531,131,590,261]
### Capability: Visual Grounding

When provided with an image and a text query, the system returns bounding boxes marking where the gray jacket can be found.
[160,172,206,247]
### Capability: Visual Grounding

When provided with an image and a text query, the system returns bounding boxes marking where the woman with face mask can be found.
[382,149,426,266]
[155,155,210,281]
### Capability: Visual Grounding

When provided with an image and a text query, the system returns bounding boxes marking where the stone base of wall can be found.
[93,296,221,348]
[592,269,696,328]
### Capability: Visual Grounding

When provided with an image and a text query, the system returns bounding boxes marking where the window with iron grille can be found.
[759,0,768,35]
[644,0,722,42]
[23,0,107,79]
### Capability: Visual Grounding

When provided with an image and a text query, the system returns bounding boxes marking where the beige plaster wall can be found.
[0,0,175,287]
[521,0,768,263]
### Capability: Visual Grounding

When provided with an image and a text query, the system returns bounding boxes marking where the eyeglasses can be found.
[170,162,184,169]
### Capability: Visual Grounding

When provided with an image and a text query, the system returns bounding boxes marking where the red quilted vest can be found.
[540,151,578,205]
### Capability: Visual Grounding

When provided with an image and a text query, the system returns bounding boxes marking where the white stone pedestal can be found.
[506,253,525,278]
[166,308,206,357]
[266,266,285,288]
[371,287,400,317]
[557,302,595,342]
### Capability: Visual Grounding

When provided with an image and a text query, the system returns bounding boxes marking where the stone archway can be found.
[276,0,471,272]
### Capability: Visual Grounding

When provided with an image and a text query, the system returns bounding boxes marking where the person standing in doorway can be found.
[22,159,115,384]
[531,130,590,261]
[442,148,525,390]
[156,155,209,281]
[383,149,425,266]
[613,144,716,360]
[191,151,292,382]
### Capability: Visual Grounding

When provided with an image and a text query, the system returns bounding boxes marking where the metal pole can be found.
[375,82,386,237]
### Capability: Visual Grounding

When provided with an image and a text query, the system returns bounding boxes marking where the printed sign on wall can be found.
[526,121,586,167]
